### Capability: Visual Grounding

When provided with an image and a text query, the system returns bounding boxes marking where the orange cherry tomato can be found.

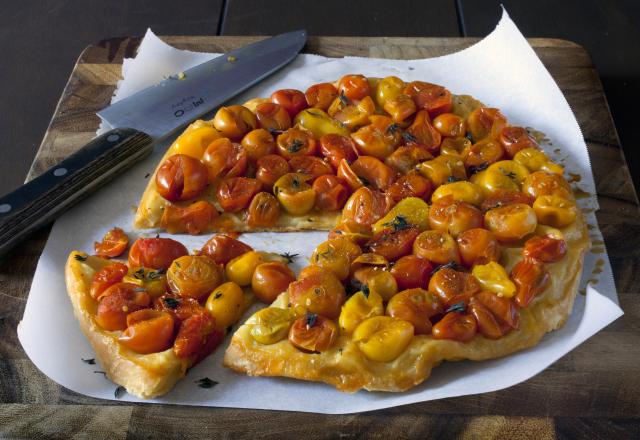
[413,230,460,265]
[273,173,316,215]
[350,116,400,159]
[428,268,480,307]
[276,127,317,158]
[433,113,466,138]
[160,201,218,235]
[456,228,501,267]
[128,237,188,270]
[90,262,129,300]
[405,110,441,154]
[312,174,349,211]
[156,154,208,202]
[350,156,396,190]
[288,156,333,180]
[251,261,296,303]
[241,128,276,161]
[216,177,262,212]
[522,171,573,200]
[305,82,339,110]
[386,288,443,334]
[202,138,248,181]
[288,313,338,353]
[213,105,258,140]
[366,227,420,261]
[173,311,222,360]
[118,309,175,354]
[341,187,393,233]
[255,102,292,132]
[95,283,150,331]
[166,255,223,300]
[245,191,280,227]
[199,234,252,265]
[94,227,129,258]
[428,198,484,238]
[462,139,505,170]
[403,81,453,118]
[472,290,519,330]
[466,107,507,142]
[390,255,434,290]
[499,126,539,158]
[468,299,503,339]
[480,189,535,212]
[523,235,567,263]
[271,89,308,118]
[383,94,417,122]
[440,136,472,156]
[337,74,371,100]
[319,134,358,170]
[484,203,538,242]
[386,174,433,204]
[154,294,205,324]
[384,145,433,175]
[511,258,551,308]
[288,268,346,319]
[432,311,477,341]
[337,159,364,191]
[255,154,290,189]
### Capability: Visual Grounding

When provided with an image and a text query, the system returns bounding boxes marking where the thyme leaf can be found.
[402,132,418,143]
[195,377,219,389]
[445,301,466,313]
[74,254,87,262]
[432,261,463,274]
[386,123,401,135]
[382,215,411,231]
[339,90,350,107]
[287,139,304,153]
[305,312,318,329]
[468,162,489,175]
[114,386,126,398]
[361,284,370,299]
[81,358,95,365]
[447,176,463,183]
[280,252,298,263]
[163,297,180,309]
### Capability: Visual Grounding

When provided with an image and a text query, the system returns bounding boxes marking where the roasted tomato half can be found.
[128,237,189,270]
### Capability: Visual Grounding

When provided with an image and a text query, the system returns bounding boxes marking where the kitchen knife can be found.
[0,30,306,256]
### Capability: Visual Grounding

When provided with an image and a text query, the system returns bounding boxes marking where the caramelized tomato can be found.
[472,290,519,330]
[403,81,453,117]
[213,105,258,140]
[251,262,296,303]
[94,227,129,258]
[522,235,567,263]
[468,299,503,339]
[271,89,308,118]
[255,102,292,132]
[319,134,358,170]
[456,228,501,267]
[433,113,466,137]
[428,268,480,307]
[288,314,339,353]
[431,311,477,342]
[462,139,505,169]
[199,234,252,265]
[499,126,539,158]
[480,189,535,212]
[160,201,218,235]
[118,309,174,354]
[349,156,396,190]
[216,177,262,212]
[466,107,507,142]
[390,255,434,290]
[484,203,538,241]
[276,127,317,158]
[241,128,276,160]
[366,227,420,261]
[511,258,551,308]
[386,288,443,334]
[305,82,339,110]
[255,154,290,189]
[156,154,209,202]
[341,187,393,233]
[386,174,434,204]
[350,116,399,158]
[428,198,484,238]
[338,74,371,100]
[166,255,223,300]
[247,192,281,227]
[405,110,441,153]
[173,312,221,360]
[128,237,188,270]
[202,138,248,181]
[413,230,460,265]
[288,268,346,318]
[288,156,333,180]
[521,171,573,200]
[312,175,349,211]
[384,145,433,175]
[90,262,129,300]
[273,173,316,215]
[95,283,150,331]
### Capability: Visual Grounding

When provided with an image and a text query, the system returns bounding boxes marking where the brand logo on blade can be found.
[172,96,205,117]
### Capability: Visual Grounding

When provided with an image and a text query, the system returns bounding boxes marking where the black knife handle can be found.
[0,128,154,257]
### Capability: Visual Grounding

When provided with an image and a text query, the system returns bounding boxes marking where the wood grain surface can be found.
[1,36,639,439]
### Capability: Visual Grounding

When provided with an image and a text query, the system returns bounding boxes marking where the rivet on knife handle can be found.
[0,128,154,256]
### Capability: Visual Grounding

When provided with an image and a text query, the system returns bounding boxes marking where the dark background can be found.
[1,0,638,196]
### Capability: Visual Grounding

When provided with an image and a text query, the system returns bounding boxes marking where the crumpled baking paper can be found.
[19,9,623,414]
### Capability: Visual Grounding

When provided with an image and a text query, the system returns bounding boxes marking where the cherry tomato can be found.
[271,89,308,118]
[95,283,150,331]
[468,299,503,339]
[94,227,129,258]
[366,227,420,261]
[288,268,346,318]
[499,126,539,158]
[288,156,333,180]
[128,237,188,270]
[90,262,129,300]
[428,198,484,238]
[511,258,551,308]
[166,255,223,301]
[289,313,338,353]
[413,230,460,265]
[213,105,258,140]
[337,159,365,191]
[247,192,280,227]
[205,281,245,331]
[456,228,501,267]
[341,187,393,234]
[383,146,431,176]
[350,116,399,159]
[202,138,248,181]
[338,74,371,100]
[386,288,443,334]
[403,81,453,117]
[160,201,218,235]
[241,128,276,161]
[273,173,316,215]
[255,154,290,189]
[433,113,466,138]
[312,175,349,211]
[311,236,362,281]
[217,177,262,212]
[383,94,417,122]
[255,102,292,132]
[466,107,507,142]
[154,294,204,324]
[484,203,538,242]
[472,290,519,330]
[428,268,480,307]
[480,189,535,212]
[305,82,339,110]
[405,110,442,153]
[523,235,567,263]
[462,139,505,170]
[276,127,317,158]
[199,234,252,265]
[349,156,396,190]
[522,171,573,200]
[319,134,358,170]
[440,137,472,156]
[173,311,221,360]
[432,311,477,341]
[387,174,433,204]
[156,154,209,202]
[118,309,174,354]
[251,262,296,303]
[390,255,434,290]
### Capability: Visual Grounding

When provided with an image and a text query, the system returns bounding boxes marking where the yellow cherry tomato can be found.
[484,203,538,241]
[166,255,223,300]
[431,181,484,206]
[540,161,564,175]
[486,160,530,186]
[311,236,363,281]
[352,316,414,362]
[205,281,245,331]
[470,169,519,197]
[332,96,376,129]
[513,147,549,172]
[417,154,467,187]
[375,76,405,108]
[471,262,516,298]
[367,271,398,301]
[273,173,316,215]
[372,197,431,236]
[122,268,167,298]
[440,137,471,157]
[522,171,573,200]
[535,224,564,240]
[225,250,265,286]
[248,307,296,344]
[242,97,271,113]
[213,105,258,140]
[533,195,578,228]
[170,126,221,159]
[338,290,384,334]
[294,108,350,138]
[383,94,417,122]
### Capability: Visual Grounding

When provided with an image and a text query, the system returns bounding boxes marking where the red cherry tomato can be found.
[386,174,433,204]
[390,255,434,290]
[255,102,292,132]
[94,227,129,258]
[90,262,129,300]
[350,156,396,190]
[319,134,358,170]
[154,295,206,324]
[156,154,209,202]
[341,187,393,232]
[160,201,218,235]
[337,74,371,100]
[199,234,252,265]
[312,175,350,211]
[202,138,248,181]
[288,314,338,353]
[95,283,150,331]
[276,127,317,158]
[384,145,433,175]
[522,235,568,263]
[255,154,290,189]
[366,227,421,261]
[288,156,333,180]
[511,258,551,308]
[456,228,501,267]
[403,81,453,118]
[473,290,520,330]
[128,237,188,270]
[499,126,539,158]
[247,192,281,228]
[118,309,175,354]
[271,89,308,118]
[305,83,339,110]
[216,177,262,212]
[468,299,504,339]
[432,311,477,341]
[428,268,480,308]
[173,312,222,360]
[405,110,442,154]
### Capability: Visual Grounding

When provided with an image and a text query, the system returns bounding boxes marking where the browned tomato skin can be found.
[386,288,443,334]
[305,83,339,110]
[406,110,442,154]
[156,154,209,202]
[118,310,175,354]
[271,89,308,118]
[255,102,292,132]
[468,300,503,339]
[462,139,505,169]
[480,190,535,212]
[366,227,420,261]
[255,154,290,189]
[252,262,296,303]
[202,138,248,181]
[312,175,349,211]
[241,128,276,161]
[216,177,262,212]
[341,187,393,232]
[473,290,520,330]
[428,268,481,308]
[499,126,539,158]
[319,134,358,170]
[95,283,150,331]
[522,236,567,263]
[338,74,371,100]
[128,238,189,270]
[403,81,453,118]
[276,128,318,158]
[431,312,478,341]
[429,199,484,238]
[94,227,129,258]
[387,174,434,204]
[384,145,433,175]
[288,156,334,180]
[390,255,434,290]
[288,314,338,353]
[90,262,129,300]
[199,234,252,265]
[350,156,396,190]
[160,201,218,235]
[456,228,501,267]
[247,192,280,228]
[511,258,551,308]
[173,312,222,360]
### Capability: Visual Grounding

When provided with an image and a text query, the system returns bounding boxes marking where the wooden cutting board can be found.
[2,36,639,439]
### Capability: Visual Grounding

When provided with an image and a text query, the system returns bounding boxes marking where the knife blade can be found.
[0,30,307,256]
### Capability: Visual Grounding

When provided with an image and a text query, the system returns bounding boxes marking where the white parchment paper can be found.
[18,9,623,414]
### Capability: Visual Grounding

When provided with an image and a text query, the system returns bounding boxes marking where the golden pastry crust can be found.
[223,213,589,392]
